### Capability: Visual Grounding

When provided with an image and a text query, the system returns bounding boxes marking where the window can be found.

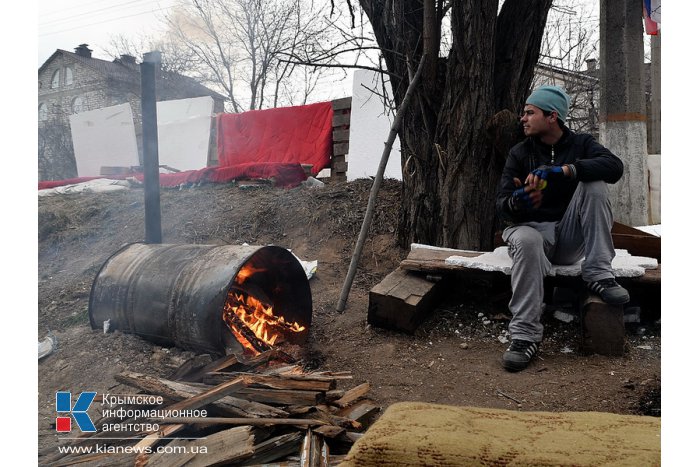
[65,67,73,85]
[51,69,60,88]
[71,96,85,114]
[39,103,48,121]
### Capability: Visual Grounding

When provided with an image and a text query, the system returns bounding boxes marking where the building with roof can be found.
[532,58,657,152]
[38,44,226,181]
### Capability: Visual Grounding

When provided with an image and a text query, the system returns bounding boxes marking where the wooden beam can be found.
[400,245,660,286]
[332,113,351,127]
[368,268,444,333]
[331,97,352,111]
[400,247,482,273]
[580,293,625,356]
[333,142,349,156]
[333,129,350,142]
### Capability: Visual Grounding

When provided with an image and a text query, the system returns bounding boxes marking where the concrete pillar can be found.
[599,0,648,226]
[650,32,661,155]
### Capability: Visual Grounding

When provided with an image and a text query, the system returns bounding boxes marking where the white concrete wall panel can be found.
[156,96,214,172]
[347,70,402,181]
[69,103,139,177]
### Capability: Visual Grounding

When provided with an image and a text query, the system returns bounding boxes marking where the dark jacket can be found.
[496,127,624,227]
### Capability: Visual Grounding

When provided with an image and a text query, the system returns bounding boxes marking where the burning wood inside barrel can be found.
[222,288,306,356]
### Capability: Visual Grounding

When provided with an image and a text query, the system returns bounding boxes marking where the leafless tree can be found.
[103,34,199,77]
[38,105,77,181]
[158,0,338,112]
[335,0,554,250]
[534,0,600,135]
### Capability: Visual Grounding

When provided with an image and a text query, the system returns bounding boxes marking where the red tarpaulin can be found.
[39,101,333,191]
[217,101,333,175]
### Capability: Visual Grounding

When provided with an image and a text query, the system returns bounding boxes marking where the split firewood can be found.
[241,432,305,465]
[115,372,287,418]
[262,364,305,375]
[331,382,370,408]
[46,451,135,467]
[336,400,380,429]
[154,417,327,427]
[238,348,297,367]
[168,353,215,382]
[309,370,353,379]
[312,424,346,439]
[176,353,240,382]
[324,389,345,401]
[301,428,329,467]
[146,426,254,467]
[234,387,324,406]
[283,405,315,416]
[308,406,362,430]
[203,372,336,392]
[133,375,250,457]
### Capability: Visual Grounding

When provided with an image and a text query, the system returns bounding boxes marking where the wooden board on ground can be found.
[368,267,444,333]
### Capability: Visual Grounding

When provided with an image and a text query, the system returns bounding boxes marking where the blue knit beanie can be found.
[525,85,570,123]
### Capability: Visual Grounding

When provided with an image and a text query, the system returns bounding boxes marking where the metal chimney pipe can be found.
[141,51,162,243]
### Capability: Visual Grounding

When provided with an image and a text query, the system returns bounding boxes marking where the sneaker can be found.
[586,278,630,305]
[502,339,539,372]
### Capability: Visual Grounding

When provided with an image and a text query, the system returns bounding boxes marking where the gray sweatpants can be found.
[501,181,616,343]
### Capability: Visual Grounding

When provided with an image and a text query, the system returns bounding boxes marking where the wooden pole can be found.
[336,55,426,312]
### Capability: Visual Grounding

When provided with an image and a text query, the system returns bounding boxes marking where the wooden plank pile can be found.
[330,97,352,181]
[39,350,380,467]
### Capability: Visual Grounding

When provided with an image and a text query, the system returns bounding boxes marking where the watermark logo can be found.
[56,392,97,432]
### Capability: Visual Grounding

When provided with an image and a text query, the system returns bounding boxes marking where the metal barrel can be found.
[88,243,312,354]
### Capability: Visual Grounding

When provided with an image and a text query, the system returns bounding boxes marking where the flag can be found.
[643,1,660,35]
[644,0,661,23]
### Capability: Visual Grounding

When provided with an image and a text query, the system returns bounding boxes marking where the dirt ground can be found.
[37,177,661,459]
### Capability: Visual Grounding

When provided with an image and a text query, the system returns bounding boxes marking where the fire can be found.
[234,263,266,285]
[223,291,306,355]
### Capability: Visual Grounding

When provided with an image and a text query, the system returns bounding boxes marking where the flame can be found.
[234,263,266,285]
[223,291,305,355]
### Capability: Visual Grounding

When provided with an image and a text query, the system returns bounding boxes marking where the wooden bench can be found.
[369,230,659,356]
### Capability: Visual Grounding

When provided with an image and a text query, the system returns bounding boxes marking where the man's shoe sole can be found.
[502,360,528,372]
[600,292,630,306]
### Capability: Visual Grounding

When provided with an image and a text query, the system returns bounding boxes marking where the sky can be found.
[38,0,177,66]
[37,0,356,103]
[11,0,700,461]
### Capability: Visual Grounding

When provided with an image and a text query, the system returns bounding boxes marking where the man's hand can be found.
[526,165,570,191]
[509,178,543,210]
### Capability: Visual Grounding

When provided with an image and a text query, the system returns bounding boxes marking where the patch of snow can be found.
[445,246,657,278]
[634,224,661,237]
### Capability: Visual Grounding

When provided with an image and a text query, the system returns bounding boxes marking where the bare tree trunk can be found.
[359,0,552,250]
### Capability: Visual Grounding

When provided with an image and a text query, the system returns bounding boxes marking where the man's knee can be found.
[578,180,608,199]
[505,227,543,254]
